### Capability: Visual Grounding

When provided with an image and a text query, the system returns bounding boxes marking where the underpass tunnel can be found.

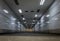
[0,0,60,34]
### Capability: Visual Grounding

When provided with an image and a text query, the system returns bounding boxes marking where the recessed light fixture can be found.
[40,0,45,5]
[18,9,22,13]
[46,14,50,17]
[3,9,8,13]
[23,18,25,20]
[35,14,38,17]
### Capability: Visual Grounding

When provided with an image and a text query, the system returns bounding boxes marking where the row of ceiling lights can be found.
[18,0,45,24]
[3,9,17,21]
[22,14,38,24]
[17,0,58,25]
[3,9,20,25]
[18,0,45,13]
[18,9,27,24]
[18,8,38,24]
[22,15,38,24]
[3,0,45,24]
[3,9,39,24]
[3,9,26,24]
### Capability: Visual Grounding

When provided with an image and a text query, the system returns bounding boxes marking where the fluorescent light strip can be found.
[40,0,45,5]
[3,9,8,13]
[18,9,22,13]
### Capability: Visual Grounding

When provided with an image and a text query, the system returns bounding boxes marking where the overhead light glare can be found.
[40,0,45,5]
[35,14,38,17]
[23,18,25,20]
[46,14,50,17]
[18,9,22,13]
[3,9,8,13]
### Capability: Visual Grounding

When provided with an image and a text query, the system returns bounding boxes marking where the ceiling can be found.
[3,0,54,28]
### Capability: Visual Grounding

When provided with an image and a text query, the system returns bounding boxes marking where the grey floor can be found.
[0,36,60,41]
[0,32,60,41]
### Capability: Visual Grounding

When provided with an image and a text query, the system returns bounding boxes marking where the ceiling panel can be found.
[4,0,54,28]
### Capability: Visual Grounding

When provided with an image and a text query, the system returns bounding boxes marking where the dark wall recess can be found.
[25,11,28,12]
[31,11,34,12]
[37,9,40,12]
[14,0,19,5]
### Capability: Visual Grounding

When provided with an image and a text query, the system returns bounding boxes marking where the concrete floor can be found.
[0,36,60,41]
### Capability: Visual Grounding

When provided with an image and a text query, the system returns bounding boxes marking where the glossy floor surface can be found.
[0,36,60,41]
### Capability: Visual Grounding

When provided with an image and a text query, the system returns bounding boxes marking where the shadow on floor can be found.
[0,31,60,36]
